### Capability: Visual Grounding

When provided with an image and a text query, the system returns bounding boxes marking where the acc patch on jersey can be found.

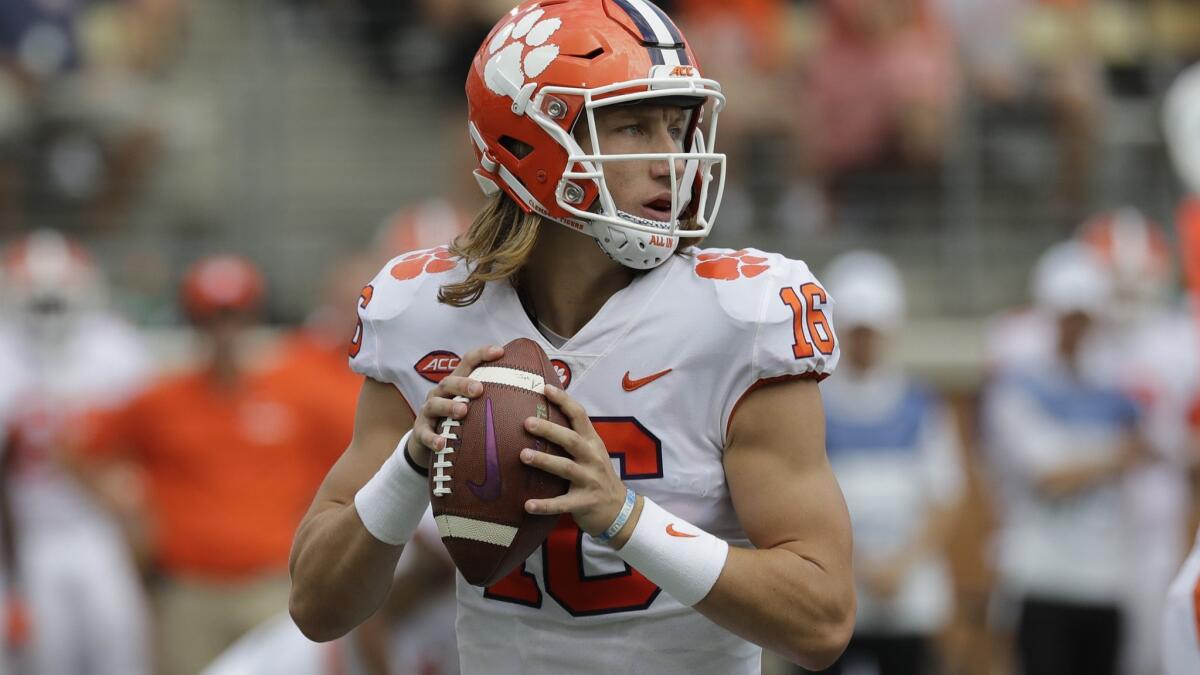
[414,350,462,383]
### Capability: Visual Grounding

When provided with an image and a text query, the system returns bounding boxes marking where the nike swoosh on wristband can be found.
[665,523,698,538]
[467,398,502,502]
[622,368,673,391]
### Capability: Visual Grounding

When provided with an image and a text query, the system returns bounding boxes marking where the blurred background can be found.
[0,0,1198,674]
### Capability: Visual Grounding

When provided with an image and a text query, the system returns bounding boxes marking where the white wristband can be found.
[615,497,729,607]
[354,430,430,546]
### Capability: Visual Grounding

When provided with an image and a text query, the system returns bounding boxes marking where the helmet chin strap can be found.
[587,210,679,271]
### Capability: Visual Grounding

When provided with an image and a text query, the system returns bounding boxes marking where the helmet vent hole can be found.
[567,47,605,60]
[499,136,533,159]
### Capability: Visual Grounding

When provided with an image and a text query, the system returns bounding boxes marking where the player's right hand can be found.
[407,344,505,468]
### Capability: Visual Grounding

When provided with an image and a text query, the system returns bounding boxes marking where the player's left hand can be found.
[520,385,627,537]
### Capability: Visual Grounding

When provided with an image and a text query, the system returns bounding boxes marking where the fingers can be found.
[525,494,581,516]
[421,396,468,424]
[452,344,504,377]
[416,388,470,452]
[435,375,483,400]
[542,385,598,441]
[520,447,580,482]
[415,425,449,453]
[524,415,584,457]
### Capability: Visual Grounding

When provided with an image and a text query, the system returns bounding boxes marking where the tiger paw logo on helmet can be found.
[483,7,563,100]
[390,247,456,281]
[694,250,770,281]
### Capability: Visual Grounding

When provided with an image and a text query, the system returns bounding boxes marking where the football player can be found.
[983,242,1146,675]
[0,230,151,675]
[289,1,855,673]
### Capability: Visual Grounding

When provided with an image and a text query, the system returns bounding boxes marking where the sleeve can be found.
[718,254,841,436]
[74,392,145,463]
[752,256,840,383]
[347,257,422,386]
[348,276,386,384]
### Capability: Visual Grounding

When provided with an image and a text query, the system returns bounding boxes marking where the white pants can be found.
[11,522,150,675]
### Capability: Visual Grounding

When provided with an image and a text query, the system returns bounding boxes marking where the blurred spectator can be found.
[203,513,458,675]
[0,0,183,233]
[982,241,1144,675]
[669,0,807,232]
[0,229,151,675]
[801,0,959,176]
[938,0,1100,214]
[75,255,344,675]
[808,251,964,675]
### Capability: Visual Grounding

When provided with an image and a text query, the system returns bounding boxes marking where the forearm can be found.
[288,503,404,642]
[695,546,854,669]
[609,496,853,669]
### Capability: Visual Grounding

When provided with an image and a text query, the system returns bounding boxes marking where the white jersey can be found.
[350,246,838,675]
[821,366,962,634]
[0,313,150,530]
[1164,530,1200,675]
[983,357,1141,604]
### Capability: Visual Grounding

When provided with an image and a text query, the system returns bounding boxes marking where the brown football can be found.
[428,337,569,586]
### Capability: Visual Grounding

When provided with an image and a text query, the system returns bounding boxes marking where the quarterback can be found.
[289,1,855,673]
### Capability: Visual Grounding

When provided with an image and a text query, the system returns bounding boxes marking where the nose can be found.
[649,129,686,182]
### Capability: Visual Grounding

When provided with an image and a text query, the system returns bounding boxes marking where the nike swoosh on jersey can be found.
[467,398,502,502]
[622,368,673,391]
[665,523,698,538]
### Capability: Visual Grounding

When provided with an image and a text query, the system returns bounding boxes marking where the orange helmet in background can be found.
[465,0,726,269]
[180,255,265,322]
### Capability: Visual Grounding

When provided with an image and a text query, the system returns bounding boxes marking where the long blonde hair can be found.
[438,194,542,307]
[438,193,702,307]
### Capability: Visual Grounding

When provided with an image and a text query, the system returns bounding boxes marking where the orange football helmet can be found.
[465,0,726,269]
[180,255,265,321]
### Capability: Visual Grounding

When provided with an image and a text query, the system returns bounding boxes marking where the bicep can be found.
[724,378,852,569]
[303,377,415,513]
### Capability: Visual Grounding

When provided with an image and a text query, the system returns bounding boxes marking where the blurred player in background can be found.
[1078,208,1197,675]
[290,1,856,673]
[0,229,151,675]
[813,251,963,675]
[983,242,1146,675]
[1162,58,1200,675]
[76,255,344,675]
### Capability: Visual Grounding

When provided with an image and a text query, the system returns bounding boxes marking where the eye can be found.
[619,124,645,136]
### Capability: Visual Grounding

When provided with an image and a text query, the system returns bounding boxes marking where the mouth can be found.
[639,195,674,222]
